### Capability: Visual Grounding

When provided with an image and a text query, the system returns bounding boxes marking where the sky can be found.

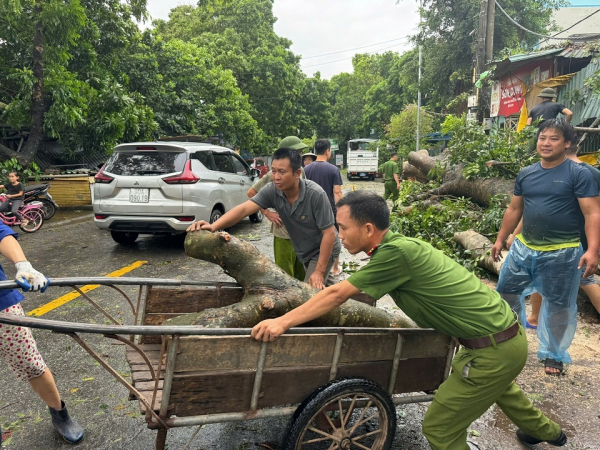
[143,0,420,79]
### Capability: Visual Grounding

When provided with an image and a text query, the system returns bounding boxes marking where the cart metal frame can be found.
[0,278,456,450]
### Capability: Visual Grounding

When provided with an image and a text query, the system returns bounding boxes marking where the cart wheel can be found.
[282,378,396,450]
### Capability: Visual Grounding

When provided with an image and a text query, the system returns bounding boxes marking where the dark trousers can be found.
[0,199,23,221]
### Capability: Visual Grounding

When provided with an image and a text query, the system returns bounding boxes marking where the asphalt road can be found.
[0,184,437,450]
[0,180,597,450]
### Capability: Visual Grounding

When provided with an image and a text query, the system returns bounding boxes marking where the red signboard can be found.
[490,60,554,117]
[498,77,525,117]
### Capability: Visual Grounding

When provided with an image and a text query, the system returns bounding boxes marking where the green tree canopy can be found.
[411,0,565,109]
[386,104,434,157]
[152,0,309,148]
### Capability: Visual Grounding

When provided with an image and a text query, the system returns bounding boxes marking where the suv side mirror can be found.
[250,168,261,179]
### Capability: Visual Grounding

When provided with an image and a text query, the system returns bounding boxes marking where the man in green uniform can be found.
[251,191,567,449]
[247,136,308,281]
[380,152,401,210]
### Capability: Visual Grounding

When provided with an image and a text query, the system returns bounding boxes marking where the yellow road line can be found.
[27,260,148,317]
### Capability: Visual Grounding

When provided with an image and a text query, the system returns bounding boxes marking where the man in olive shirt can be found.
[379,152,401,210]
[252,191,567,449]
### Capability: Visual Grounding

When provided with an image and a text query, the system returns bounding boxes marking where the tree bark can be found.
[163,230,416,329]
[18,0,45,166]
[453,230,506,275]
[402,161,429,182]
[0,143,18,160]
[406,151,515,207]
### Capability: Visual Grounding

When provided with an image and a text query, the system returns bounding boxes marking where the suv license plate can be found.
[360,172,366,177]
[130,188,149,203]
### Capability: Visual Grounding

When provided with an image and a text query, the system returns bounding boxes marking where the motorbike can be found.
[22,184,58,220]
[0,198,44,233]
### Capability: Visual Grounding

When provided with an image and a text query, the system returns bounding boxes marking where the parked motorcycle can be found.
[0,199,44,233]
[23,184,58,220]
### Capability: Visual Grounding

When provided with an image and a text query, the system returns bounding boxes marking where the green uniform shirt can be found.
[347,231,514,339]
[381,160,400,182]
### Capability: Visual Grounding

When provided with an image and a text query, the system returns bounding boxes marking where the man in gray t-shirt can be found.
[188,148,341,290]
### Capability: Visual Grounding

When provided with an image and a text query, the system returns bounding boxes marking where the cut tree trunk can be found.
[453,230,506,275]
[163,230,416,329]
[405,151,515,207]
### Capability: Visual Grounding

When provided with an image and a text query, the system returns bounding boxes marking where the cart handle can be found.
[0,313,436,337]
[0,277,240,289]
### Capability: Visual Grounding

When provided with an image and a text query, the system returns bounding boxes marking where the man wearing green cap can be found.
[379,152,402,211]
[527,88,573,127]
[190,146,341,290]
[246,136,308,281]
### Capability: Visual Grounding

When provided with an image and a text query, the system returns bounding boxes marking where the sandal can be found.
[544,358,564,376]
[525,321,537,330]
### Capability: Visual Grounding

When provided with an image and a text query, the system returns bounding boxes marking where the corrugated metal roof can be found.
[558,47,598,58]
[506,48,563,63]
[556,60,600,125]
[492,49,563,78]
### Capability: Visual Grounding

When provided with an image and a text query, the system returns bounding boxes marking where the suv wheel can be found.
[111,231,139,245]
[210,208,223,224]
[249,210,263,223]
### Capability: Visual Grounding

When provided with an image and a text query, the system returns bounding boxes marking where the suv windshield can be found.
[104,151,187,176]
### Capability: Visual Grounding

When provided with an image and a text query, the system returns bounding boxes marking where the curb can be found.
[44,213,94,230]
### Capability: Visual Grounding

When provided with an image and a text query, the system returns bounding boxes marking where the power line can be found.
[302,43,408,69]
[301,36,411,60]
[538,7,600,45]
[495,0,600,41]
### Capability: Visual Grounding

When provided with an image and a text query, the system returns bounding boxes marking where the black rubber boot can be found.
[48,401,84,444]
[516,429,567,446]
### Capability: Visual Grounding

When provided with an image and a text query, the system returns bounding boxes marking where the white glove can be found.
[15,261,49,292]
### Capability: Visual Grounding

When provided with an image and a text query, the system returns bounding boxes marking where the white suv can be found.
[93,142,262,245]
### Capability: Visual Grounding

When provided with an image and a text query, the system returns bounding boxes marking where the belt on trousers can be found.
[458,321,520,350]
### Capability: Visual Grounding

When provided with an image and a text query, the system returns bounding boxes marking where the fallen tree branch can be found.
[453,230,506,275]
[406,151,514,207]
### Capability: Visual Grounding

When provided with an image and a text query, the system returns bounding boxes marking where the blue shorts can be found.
[580,273,597,286]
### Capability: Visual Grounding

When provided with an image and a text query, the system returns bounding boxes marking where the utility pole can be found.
[474,0,496,122]
[485,0,496,65]
[416,0,423,152]
[476,0,488,79]
[474,0,497,122]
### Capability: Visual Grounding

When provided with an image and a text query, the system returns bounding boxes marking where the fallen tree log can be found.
[406,151,515,207]
[453,230,506,275]
[164,230,415,329]
[402,161,429,182]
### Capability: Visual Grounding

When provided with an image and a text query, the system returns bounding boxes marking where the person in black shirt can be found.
[0,171,26,224]
[304,139,344,275]
[527,88,573,127]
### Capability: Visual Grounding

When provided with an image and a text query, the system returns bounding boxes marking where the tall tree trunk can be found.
[19,0,45,166]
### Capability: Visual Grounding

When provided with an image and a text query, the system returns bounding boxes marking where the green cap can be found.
[538,88,557,99]
[278,136,308,151]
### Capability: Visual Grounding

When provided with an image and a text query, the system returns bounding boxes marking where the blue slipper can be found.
[526,321,538,330]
